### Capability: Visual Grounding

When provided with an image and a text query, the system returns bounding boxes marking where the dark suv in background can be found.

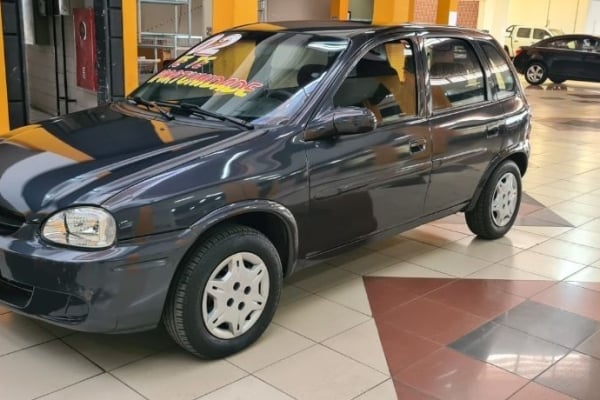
[0,21,530,358]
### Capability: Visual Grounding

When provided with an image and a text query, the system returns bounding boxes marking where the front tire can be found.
[465,161,522,240]
[163,224,282,359]
[525,62,548,85]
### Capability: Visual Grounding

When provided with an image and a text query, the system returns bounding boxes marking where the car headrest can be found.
[297,64,327,87]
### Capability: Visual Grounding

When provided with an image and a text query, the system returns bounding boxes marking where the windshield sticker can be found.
[169,55,217,69]
[147,70,263,97]
[189,33,243,56]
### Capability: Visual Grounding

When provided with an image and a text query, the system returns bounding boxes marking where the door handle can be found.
[486,123,502,138]
[409,138,427,154]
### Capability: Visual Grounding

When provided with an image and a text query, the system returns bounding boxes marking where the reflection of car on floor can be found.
[513,34,600,85]
[0,21,531,359]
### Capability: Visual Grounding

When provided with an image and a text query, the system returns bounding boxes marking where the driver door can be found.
[302,38,432,257]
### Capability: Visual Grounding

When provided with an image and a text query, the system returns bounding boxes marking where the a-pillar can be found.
[372,0,415,25]
[213,0,258,34]
[436,0,460,25]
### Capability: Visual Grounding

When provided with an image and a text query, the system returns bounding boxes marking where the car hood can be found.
[0,103,250,218]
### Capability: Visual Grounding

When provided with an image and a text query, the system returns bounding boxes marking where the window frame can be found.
[478,40,518,102]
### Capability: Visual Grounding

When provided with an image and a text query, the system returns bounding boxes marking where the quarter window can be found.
[517,28,531,38]
[333,39,417,125]
[532,29,548,40]
[481,42,516,100]
[425,38,486,111]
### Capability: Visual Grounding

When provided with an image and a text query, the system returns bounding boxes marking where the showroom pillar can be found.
[213,0,258,34]
[0,5,9,133]
[436,0,459,25]
[372,0,415,24]
[330,0,350,20]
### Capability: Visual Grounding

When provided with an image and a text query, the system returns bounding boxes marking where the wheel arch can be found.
[465,150,528,213]
[178,200,299,278]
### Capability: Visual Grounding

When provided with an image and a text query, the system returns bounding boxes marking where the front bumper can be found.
[0,225,190,333]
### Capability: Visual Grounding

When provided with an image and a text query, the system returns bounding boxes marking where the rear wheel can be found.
[163,224,282,358]
[465,161,522,240]
[525,62,548,85]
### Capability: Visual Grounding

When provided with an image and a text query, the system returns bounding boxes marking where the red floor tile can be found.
[364,277,453,317]
[425,280,525,319]
[485,279,556,298]
[375,321,441,375]
[509,382,575,400]
[532,282,600,322]
[396,348,528,400]
[393,381,438,400]
[380,298,485,345]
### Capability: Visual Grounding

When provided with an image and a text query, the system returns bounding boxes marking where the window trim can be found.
[478,40,518,102]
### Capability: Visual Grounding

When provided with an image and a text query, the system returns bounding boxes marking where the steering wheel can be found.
[265,89,294,102]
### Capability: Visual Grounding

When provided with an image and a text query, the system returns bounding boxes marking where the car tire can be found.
[551,79,565,84]
[525,62,548,85]
[465,160,522,240]
[163,224,282,359]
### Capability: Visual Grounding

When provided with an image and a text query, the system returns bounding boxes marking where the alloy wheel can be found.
[491,172,518,227]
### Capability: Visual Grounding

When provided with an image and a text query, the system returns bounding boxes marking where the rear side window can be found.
[533,29,549,40]
[481,42,516,100]
[516,28,531,38]
[425,38,486,111]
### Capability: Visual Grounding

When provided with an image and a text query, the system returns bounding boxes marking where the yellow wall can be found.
[213,0,258,33]
[507,0,590,33]
[0,5,9,133]
[373,0,415,25]
[123,1,139,95]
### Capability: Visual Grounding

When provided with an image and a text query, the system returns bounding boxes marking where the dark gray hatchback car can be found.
[0,21,530,358]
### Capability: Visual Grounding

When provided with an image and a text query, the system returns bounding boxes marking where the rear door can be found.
[581,38,600,81]
[423,37,505,214]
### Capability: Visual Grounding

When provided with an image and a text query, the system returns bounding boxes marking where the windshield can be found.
[132,31,349,125]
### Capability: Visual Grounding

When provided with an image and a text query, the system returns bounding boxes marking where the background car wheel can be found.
[465,160,522,240]
[163,224,282,359]
[525,62,548,85]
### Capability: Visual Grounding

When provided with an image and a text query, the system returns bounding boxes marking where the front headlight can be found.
[41,207,117,249]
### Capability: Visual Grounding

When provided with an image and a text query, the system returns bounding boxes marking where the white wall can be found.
[505,0,590,33]
[267,0,330,21]
[586,0,600,34]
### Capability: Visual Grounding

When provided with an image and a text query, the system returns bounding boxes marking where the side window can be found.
[425,38,486,111]
[517,28,531,38]
[333,39,417,125]
[533,29,548,40]
[481,42,516,100]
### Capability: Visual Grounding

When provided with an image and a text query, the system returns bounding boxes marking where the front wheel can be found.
[525,62,548,85]
[465,161,522,240]
[163,224,283,358]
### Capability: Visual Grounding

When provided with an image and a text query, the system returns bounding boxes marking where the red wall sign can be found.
[73,8,98,92]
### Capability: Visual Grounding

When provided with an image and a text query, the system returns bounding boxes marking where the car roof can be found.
[232,20,491,40]
[539,33,600,41]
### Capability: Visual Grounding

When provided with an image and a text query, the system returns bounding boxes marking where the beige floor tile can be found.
[227,325,313,372]
[550,201,600,219]
[523,192,565,207]
[496,229,550,249]
[112,350,246,400]
[566,267,600,283]
[198,376,293,400]
[370,261,453,278]
[0,313,55,356]
[527,185,581,200]
[545,207,596,226]
[62,329,173,371]
[330,251,398,275]
[323,320,389,374]
[401,224,469,246]
[256,345,387,400]
[0,304,9,314]
[287,264,357,293]
[327,247,374,265]
[579,218,600,233]
[0,341,102,400]
[354,380,397,400]
[530,238,600,265]
[279,284,311,306]
[273,295,369,342]
[376,239,438,261]
[431,221,475,235]
[35,320,75,338]
[443,237,521,263]
[571,193,600,207]
[500,250,586,280]
[466,264,549,280]
[317,276,372,315]
[38,374,144,400]
[557,228,600,249]
[513,226,573,238]
[407,248,492,277]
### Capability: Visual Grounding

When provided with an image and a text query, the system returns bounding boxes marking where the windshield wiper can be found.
[177,102,254,130]
[127,96,175,121]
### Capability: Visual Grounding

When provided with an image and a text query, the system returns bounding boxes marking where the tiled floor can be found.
[3,80,600,399]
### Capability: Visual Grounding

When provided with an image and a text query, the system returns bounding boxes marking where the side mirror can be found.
[305,107,377,141]
[333,107,377,135]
